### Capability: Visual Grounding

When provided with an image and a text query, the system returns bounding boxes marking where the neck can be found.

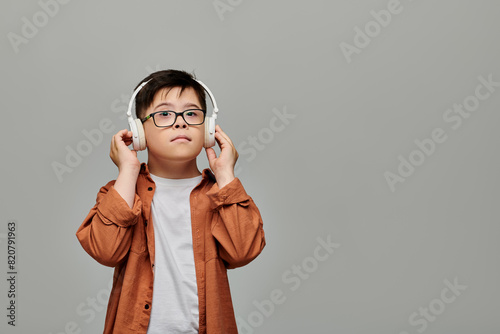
[147,156,201,179]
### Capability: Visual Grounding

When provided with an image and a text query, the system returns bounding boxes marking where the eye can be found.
[186,109,203,117]
[158,111,172,117]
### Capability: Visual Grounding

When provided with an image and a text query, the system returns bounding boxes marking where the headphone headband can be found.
[126,80,151,118]
[126,78,217,119]
[196,80,219,119]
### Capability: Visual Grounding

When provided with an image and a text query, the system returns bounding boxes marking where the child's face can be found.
[143,86,205,163]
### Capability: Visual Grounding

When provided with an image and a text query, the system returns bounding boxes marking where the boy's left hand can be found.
[205,125,239,188]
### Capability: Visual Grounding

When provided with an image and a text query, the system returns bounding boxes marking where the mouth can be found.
[171,135,191,142]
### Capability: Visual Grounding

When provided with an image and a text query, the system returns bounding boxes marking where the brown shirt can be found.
[76,163,266,333]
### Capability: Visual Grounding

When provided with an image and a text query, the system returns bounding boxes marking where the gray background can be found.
[1,0,499,333]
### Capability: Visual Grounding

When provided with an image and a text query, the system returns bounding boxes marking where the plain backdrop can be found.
[1,0,499,333]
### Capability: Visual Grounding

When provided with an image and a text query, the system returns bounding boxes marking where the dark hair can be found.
[134,69,207,119]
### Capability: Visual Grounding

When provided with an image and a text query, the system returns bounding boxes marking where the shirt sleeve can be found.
[206,178,266,269]
[76,181,142,267]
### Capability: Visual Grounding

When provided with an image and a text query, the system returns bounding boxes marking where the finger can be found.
[119,129,133,141]
[205,147,217,165]
[111,133,120,150]
[214,131,235,150]
[214,131,225,147]
[213,134,238,165]
[122,131,133,141]
[215,134,234,155]
[116,128,128,136]
[115,131,134,148]
[124,130,133,139]
[215,125,229,141]
[215,125,234,146]
[110,135,118,159]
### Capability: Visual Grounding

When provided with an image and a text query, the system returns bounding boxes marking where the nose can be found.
[173,114,187,129]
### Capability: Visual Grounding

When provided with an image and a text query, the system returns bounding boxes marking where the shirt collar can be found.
[139,162,216,184]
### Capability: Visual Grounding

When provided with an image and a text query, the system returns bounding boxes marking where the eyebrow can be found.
[154,102,201,110]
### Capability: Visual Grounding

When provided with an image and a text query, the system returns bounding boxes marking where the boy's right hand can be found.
[110,129,141,172]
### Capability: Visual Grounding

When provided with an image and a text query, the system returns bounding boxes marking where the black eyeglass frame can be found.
[141,109,207,127]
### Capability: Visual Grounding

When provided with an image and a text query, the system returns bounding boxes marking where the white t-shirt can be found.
[146,173,202,334]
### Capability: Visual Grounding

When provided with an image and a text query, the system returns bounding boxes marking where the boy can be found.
[76,69,266,333]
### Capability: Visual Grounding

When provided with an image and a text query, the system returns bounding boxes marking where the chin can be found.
[162,145,204,162]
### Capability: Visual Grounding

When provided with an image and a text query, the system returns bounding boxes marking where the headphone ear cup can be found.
[134,119,147,151]
[128,117,147,151]
[204,117,216,148]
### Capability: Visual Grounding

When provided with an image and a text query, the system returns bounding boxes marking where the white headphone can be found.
[126,79,219,151]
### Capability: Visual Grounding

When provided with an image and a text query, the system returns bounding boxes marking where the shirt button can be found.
[148,187,153,191]
[145,304,150,310]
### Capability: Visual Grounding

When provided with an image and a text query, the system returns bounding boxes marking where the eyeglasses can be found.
[141,109,206,127]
